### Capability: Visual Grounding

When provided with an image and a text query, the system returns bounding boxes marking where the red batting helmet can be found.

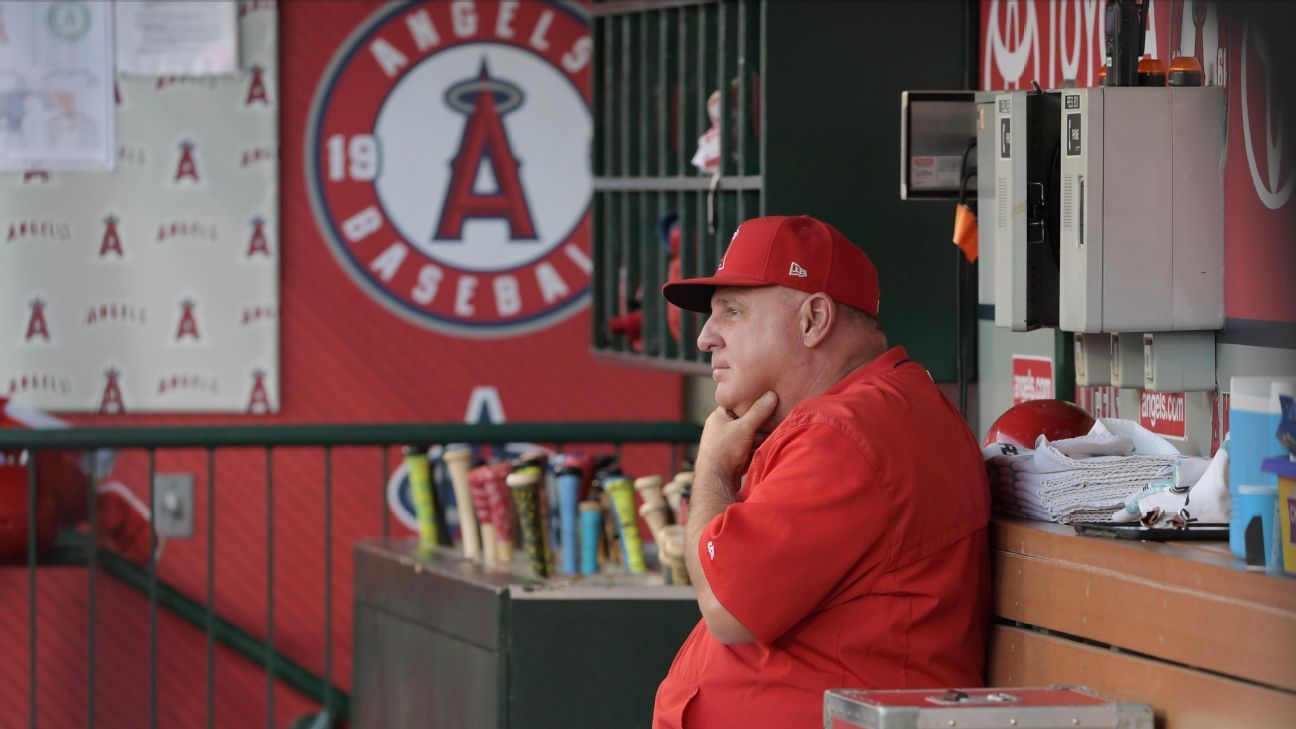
[983,399,1095,449]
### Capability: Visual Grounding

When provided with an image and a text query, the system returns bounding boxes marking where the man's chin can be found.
[715,395,752,419]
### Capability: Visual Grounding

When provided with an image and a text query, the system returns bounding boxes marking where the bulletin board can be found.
[0,2,279,413]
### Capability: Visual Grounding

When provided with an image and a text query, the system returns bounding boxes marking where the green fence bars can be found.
[1,420,700,728]
[592,0,765,371]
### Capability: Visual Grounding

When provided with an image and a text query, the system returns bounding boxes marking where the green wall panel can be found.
[764,1,969,381]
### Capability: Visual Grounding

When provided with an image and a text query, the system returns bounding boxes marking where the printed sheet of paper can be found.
[0,0,114,171]
[115,1,238,76]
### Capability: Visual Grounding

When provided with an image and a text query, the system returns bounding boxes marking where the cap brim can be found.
[661,275,771,314]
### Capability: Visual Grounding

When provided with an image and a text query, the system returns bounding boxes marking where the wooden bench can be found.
[988,518,1296,727]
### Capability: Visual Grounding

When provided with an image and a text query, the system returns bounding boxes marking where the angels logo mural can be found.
[306,1,593,337]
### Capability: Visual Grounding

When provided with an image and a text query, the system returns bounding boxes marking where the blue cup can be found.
[1229,377,1296,564]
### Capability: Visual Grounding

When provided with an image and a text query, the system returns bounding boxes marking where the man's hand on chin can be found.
[697,391,779,484]
[686,390,778,647]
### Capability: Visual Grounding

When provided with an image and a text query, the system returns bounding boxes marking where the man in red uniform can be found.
[655,215,990,728]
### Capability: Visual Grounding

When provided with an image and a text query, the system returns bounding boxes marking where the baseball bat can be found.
[678,472,693,527]
[431,459,454,547]
[483,462,515,564]
[658,524,690,585]
[441,444,481,562]
[662,472,687,524]
[559,452,595,557]
[518,455,558,575]
[634,474,666,510]
[578,499,602,575]
[402,446,439,549]
[593,459,621,563]
[639,499,671,550]
[565,452,596,501]
[467,463,498,568]
[598,490,617,565]
[602,475,647,574]
[506,466,548,578]
[556,465,582,574]
[546,457,563,557]
[543,460,559,573]
[635,474,669,549]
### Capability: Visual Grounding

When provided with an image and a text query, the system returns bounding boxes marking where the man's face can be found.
[697,286,802,417]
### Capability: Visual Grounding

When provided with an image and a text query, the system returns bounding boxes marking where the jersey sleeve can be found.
[697,424,891,645]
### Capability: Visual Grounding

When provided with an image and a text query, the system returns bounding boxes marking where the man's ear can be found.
[800,293,834,347]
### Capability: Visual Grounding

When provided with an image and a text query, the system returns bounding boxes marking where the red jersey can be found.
[653,347,991,728]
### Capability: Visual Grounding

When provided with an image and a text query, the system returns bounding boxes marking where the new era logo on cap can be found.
[788,262,808,278]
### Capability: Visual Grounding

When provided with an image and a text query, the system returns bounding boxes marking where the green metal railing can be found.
[591,0,764,370]
[1,421,701,728]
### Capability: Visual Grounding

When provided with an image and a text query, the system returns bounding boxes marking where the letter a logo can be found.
[246,216,271,257]
[100,214,123,257]
[247,369,272,414]
[434,60,538,241]
[175,141,200,182]
[25,298,50,341]
[245,65,270,106]
[176,299,201,341]
[101,368,125,414]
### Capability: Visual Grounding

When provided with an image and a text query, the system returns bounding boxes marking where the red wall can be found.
[1,2,681,725]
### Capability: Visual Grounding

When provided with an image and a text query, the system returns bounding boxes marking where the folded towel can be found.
[983,417,1199,524]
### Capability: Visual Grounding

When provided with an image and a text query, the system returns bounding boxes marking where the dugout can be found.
[0,1,1294,728]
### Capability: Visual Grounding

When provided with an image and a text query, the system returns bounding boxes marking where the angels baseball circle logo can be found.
[307,1,592,337]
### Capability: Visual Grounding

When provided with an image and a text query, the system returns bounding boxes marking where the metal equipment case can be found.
[824,686,1153,729]
[1057,87,1225,334]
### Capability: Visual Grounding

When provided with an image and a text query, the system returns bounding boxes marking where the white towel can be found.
[1094,417,1185,456]
[982,417,1193,524]
[1111,447,1228,526]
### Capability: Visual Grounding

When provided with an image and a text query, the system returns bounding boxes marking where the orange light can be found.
[1168,55,1204,87]
[1098,66,1107,86]
[1138,57,1167,87]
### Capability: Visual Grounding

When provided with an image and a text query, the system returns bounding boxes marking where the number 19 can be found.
[326,134,378,181]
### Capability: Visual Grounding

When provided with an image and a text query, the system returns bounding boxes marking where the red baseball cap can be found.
[662,215,880,316]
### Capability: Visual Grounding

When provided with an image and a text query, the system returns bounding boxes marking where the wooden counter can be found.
[988,518,1296,728]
